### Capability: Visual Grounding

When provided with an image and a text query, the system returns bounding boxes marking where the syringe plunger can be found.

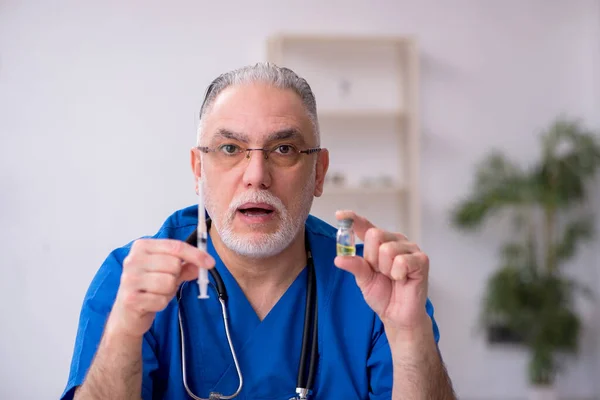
[197,177,210,299]
[197,231,209,299]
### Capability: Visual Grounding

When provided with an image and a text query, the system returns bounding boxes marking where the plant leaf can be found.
[451,153,530,229]
[555,217,595,262]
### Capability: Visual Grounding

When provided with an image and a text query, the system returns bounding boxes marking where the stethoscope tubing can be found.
[178,281,243,400]
[179,223,318,400]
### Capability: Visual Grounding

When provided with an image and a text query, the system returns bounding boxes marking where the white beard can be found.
[202,165,316,259]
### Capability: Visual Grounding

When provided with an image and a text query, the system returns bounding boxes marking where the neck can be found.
[210,224,307,319]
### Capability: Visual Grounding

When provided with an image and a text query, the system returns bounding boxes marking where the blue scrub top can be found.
[61,205,440,400]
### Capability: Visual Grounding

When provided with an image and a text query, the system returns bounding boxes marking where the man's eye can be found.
[218,144,240,155]
[274,144,296,155]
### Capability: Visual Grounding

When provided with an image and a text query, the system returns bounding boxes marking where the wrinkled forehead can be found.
[200,83,316,145]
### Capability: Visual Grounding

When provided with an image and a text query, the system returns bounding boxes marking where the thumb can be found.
[334,255,375,289]
[177,262,214,286]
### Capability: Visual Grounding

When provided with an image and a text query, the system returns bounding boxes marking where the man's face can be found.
[191,83,328,258]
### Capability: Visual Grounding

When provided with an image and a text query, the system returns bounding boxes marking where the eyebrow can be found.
[213,128,307,145]
[266,128,306,144]
[214,129,250,143]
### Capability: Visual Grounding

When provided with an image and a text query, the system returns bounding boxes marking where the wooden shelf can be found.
[266,33,420,240]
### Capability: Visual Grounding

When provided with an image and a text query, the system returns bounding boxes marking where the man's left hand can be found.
[333,210,432,342]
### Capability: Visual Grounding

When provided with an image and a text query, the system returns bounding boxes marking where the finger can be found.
[363,228,401,272]
[335,210,408,242]
[121,269,179,296]
[378,241,402,276]
[133,238,215,269]
[378,239,424,276]
[335,210,375,242]
[334,255,376,288]
[124,253,182,275]
[123,291,172,314]
[136,272,179,296]
[177,262,206,285]
[389,253,429,281]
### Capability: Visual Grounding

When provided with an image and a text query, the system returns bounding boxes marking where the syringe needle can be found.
[197,176,210,299]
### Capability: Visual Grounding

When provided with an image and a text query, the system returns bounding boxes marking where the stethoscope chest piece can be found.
[291,388,311,400]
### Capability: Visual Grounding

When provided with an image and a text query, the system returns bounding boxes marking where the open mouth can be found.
[237,203,275,217]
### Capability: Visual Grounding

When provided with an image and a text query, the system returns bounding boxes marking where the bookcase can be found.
[266,34,421,242]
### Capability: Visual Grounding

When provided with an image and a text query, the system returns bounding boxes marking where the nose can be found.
[241,149,272,189]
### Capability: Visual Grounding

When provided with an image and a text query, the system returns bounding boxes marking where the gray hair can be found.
[196,62,320,145]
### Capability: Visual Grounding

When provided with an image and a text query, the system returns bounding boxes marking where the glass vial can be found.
[336,218,356,256]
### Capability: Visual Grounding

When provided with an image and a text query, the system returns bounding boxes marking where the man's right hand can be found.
[106,238,216,338]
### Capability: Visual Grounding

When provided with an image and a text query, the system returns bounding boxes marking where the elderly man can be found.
[62,63,456,400]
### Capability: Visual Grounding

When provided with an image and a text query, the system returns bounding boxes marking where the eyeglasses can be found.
[197,143,321,169]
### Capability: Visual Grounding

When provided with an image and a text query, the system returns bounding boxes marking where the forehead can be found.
[202,83,314,143]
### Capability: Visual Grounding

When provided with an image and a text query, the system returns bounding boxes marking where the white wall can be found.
[1,1,599,399]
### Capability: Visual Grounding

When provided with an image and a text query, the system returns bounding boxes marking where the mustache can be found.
[227,190,285,214]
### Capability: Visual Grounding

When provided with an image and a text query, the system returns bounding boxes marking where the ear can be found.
[313,148,329,197]
[190,147,202,192]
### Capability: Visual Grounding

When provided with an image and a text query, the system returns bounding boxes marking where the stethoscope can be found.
[178,219,319,400]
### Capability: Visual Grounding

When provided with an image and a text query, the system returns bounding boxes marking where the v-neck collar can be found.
[206,232,309,347]
[173,209,340,398]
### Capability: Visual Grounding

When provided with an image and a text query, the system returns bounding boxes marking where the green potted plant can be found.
[450,117,600,400]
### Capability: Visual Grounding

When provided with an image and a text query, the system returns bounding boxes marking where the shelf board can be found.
[322,185,407,195]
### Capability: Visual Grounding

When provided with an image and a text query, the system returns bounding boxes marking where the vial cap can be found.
[338,218,354,228]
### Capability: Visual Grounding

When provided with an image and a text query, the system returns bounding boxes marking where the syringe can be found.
[197,176,210,299]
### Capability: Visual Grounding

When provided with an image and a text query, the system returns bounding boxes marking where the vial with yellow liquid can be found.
[336,218,356,256]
